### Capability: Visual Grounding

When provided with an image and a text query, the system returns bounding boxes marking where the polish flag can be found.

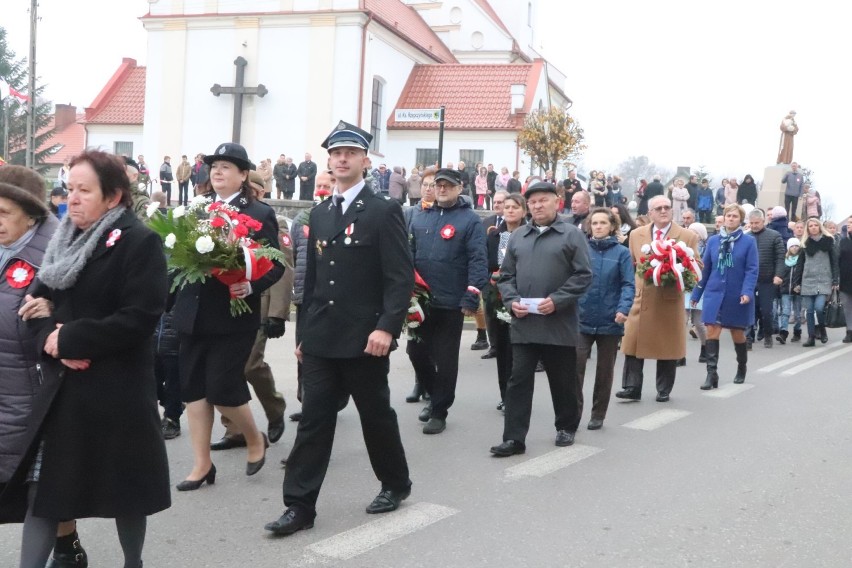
[0,80,29,102]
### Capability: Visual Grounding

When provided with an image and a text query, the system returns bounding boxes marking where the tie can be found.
[655,229,663,241]
[332,194,344,224]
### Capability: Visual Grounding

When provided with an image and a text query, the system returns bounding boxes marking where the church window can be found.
[114,141,133,157]
[416,148,439,168]
[370,77,384,152]
[459,149,484,166]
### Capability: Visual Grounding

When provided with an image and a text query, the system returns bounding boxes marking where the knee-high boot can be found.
[405,380,423,403]
[701,339,719,390]
[733,342,748,384]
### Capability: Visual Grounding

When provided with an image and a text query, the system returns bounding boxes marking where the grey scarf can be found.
[39,206,127,290]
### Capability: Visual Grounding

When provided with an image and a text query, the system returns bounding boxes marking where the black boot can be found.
[47,531,88,568]
[470,329,489,350]
[405,381,423,403]
[803,335,815,347]
[776,330,788,345]
[791,330,801,343]
[733,342,748,384]
[676,357,686,367]
[819,324,829,344]
[701,339,719,390]
[698,345,707,363]
[843,331,852,344]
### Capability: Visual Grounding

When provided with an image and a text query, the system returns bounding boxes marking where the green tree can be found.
[0,26,57,170]
[517,106,586,176]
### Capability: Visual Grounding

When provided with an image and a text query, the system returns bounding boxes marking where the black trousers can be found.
[621,355,676,396]
[503,343,580,443]
[407,308,464,419]
[784,195,799,220]
[161,182,172,203]
[493,321,512,402]
[752,282,779,339]
[178,181,189,205]
[282,353,410,513]
[299,182,314,201]
[155,353,182,420]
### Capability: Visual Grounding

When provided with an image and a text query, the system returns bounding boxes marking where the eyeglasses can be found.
[435,184,455,190]
[422,182,437,189]
[652,205,672,212]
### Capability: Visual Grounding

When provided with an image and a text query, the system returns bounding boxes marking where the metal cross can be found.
[210,56,268,143]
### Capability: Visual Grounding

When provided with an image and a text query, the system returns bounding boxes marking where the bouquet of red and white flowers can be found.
[147,195,286,316]
[636,238,702,292]
[404,271,431,341]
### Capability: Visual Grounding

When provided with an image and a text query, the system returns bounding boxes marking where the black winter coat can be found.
[751,228,785,283]
[838,235,852,295]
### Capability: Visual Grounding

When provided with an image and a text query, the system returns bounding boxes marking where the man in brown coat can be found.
[616,195,701,402]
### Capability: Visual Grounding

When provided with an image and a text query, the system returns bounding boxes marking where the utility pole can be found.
[25,0,37,168]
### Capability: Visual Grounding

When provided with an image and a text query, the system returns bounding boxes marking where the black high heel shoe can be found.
[246,434,268,476]
[176,464,216,491]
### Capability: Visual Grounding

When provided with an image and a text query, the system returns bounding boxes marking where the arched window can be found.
[370,77,384,152]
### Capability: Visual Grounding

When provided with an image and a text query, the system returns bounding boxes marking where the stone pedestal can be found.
[757,164,791,212]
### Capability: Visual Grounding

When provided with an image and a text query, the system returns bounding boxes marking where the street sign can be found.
[395,108,441,122]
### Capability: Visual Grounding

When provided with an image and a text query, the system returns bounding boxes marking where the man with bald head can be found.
[567,190,591,231]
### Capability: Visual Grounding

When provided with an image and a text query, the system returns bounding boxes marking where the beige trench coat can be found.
[621,223,701,360]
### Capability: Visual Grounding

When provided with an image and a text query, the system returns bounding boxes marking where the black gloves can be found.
[264,317,286,338]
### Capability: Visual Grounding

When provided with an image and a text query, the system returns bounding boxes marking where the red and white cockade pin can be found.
[440,224,456,239]
[6,260,35,289]
[106,229,122,248]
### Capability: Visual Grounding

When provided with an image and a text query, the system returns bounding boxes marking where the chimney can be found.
[54,104,77,130]
[510,84,526,113]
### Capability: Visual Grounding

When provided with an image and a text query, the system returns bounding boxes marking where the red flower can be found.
[6,260,34,289]
[208,202,223,212]
[414,269,430,291]
[233,224,249,238]
[440,225,456,239]
[211,217,227,228]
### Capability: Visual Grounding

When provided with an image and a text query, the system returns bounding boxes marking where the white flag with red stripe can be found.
[0,79,29,102]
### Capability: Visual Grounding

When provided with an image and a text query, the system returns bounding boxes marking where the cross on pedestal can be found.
[210,56,268,143]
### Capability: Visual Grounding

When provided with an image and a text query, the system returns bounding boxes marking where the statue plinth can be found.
[757,164,792,211]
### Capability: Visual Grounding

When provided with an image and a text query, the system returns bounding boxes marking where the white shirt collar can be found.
[653,223,672,239]
[335,180,366,215]
[215,192,241,205]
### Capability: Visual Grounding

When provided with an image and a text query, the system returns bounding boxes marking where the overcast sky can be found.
[5,0,850,218]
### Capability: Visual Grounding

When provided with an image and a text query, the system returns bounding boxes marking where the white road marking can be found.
[622,409,691,431]
[780,345,852,376]
[758,342,845,373]
[702,383,755,398]
[300,502,458,564]
[503,444,603,481]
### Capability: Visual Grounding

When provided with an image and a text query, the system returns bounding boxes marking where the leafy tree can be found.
[517,106,585,177]
[0,26,57,170]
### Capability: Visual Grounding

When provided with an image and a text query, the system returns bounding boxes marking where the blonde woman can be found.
[792,217,839,346]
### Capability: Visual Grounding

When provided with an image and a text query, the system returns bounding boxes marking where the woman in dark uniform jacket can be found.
[172,143,284,490]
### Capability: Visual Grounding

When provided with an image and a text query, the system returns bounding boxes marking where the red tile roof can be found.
[364,0,456,64]
[388,61,544,130]
[85,59,146,125]
[36,114,86,165]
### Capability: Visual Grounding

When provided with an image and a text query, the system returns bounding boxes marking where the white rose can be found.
[640,244,651,254]
[172,205,186,219]
[164,233,176,249]
[650,259,661,267]
[190,195,208,208]
[195,235,215,254]
[145,202,160,218]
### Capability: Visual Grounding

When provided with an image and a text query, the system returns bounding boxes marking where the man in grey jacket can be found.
[490,182,592,456]
[781,162,805,221]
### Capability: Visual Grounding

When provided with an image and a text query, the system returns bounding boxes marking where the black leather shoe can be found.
[555,430,575,447]
[418,404,432,423]
[289,412,302,422]
[161,417,181,440]
[264,508,315,536]
[268,417,285,444]
[676,358,686,367]
[656,393,670,402]
[47,531,88,568]
[366,487,411,514]
[246,434,269,476]
[490,440,526,457]
[615,388,641,401]
[210,435,246,451]
[422,417,446,434]
[480,349,497,359]
[587,418,604,430]
[176,464,216,491]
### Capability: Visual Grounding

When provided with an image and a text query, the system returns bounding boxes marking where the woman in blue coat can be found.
[691,204,759,389]
[577,209,634,429]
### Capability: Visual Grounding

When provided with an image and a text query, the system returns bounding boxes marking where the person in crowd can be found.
[671,178,690,222]
[685,223,709,364]
[793,217,839,346]
[714,179,727,216]
[747,209,785,348]
[616,195,700,402]
[47,187,67,219]
[137,155,151,193]
[768,205,794,241]
[408,168,488,434]
[838,218,852,342]
[264,122,412,536]
[191,153,209,195]
[272,154,287,199]
[150,190,168,212]
[736,174,757,205]
[56,158,70,189]
[372,164,391,197]
[683,175,699,211]
[696,178,714,223]
[485,193,527,411]
[725,178,739,206]
[777,238,803,344]
[407,166,422,206]
[691,204,759,388]
[801,184,822,220]
[278,156,297,200]
[479,190,510,358]
[176,154,192,206]
[490,182,592,456]
[644,174,665,203]
[610,202,636,245]
[298,153,318,201]
[609,175,624,206]
[158,155,173,204]
[173,143,284,491]
[209,171,292,450]
[793,221,805,240]
[715,215,725,232]
[475,166,488,210]
[781,162,805,220]
[634,215,650,227]
[388,166,407,204]
[635,178,649,215]
[496,167,511,192]
[576,208,634,430]
[123,157,154,219]
[507,170,522,194]
[564,170,584,201]
[485,164,498,210]
[9,151,170,567]
[590,171,608,207]
[567,190,591,230]
[456,161,471,202]
[825,221,841,246]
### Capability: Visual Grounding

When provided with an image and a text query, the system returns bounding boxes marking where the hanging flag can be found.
[0,79,29,102]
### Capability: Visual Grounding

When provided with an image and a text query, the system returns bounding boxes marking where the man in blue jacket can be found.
[408,168,488,434]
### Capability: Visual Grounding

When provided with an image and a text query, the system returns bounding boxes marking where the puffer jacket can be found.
[291,209,310,304]
[409,198,488,311]
[768,217,793,241]
[0,216,58,483]
[750,228,785,284]
[779,255,802,296]
[578,236,635,336]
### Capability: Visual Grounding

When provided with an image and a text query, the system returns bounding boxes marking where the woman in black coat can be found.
[736,174,758,205]
[10,150,169,568]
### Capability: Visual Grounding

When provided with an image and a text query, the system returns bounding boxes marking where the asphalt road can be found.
[3,328,852,567]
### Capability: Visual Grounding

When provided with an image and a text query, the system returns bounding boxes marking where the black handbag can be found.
[824,291,847,329]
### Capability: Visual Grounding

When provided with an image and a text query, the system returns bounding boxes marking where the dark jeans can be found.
[576,334,620,420]
[751,282,779,340]
[407,307,464,419]
[283,354,410,513]
[784,195,799,220]
[155,353,182,420]
[161,183,172,203]
[503,343,580,443]
[621,355,677,396]
[178,181,189,205]
[698,209,713,223]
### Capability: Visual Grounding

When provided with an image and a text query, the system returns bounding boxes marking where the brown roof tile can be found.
[85,59,146,125]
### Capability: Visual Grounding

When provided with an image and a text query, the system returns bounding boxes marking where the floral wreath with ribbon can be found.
[636,239,702,292]
[404,270,432,341]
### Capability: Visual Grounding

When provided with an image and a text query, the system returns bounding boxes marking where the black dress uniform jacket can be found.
[300,186,413,358]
